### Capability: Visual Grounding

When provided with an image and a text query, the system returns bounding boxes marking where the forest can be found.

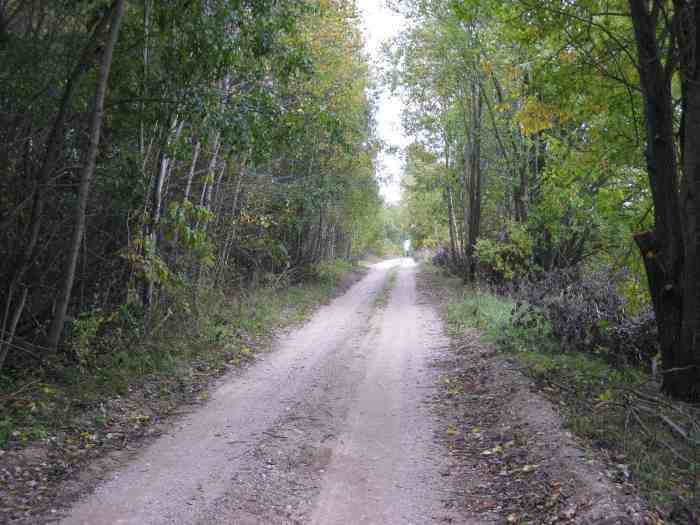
[2,0,700,521]
[0,0,388,377]
[392,0,700,401]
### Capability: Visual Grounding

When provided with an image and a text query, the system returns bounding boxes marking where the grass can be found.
[373,267,398,308]
[0,259,361,450]
[422,262,700,516]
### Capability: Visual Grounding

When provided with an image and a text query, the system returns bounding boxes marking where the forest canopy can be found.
[0,0,387,374]
[390,0,700,400]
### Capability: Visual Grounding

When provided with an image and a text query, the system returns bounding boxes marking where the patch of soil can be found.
[0,268,368,525]
[418,270,661,525]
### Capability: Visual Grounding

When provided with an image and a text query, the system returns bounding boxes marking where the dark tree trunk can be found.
[46,0,125,350]
[466,84,483,282]
[446,187,459,267]
[673,0,700,398]
[629,0,698,399]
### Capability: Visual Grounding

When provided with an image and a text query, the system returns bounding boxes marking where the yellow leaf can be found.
[516,97,556,135]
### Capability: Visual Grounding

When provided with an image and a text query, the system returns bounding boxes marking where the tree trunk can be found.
[446,187,459,267]
[0,286,28,372]
[142,116,183,314]
[216,160,246,286]
[673,0,700,398]
[467,83,483,281]
[629,0,692,398]
[199,131,221,207]
[183,139,202,202]
[46,0,125,351]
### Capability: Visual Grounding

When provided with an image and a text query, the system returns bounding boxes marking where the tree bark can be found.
[446,186,459,267]
[672,0,700,398]
[0,286,28,372]
[46,0,125,351]
[142,116,183,314]
[466,82,483,281]
[629,0,694,398]
[183,139,202,202]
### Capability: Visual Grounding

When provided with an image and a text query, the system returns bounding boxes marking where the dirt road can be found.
[59,260,465,525]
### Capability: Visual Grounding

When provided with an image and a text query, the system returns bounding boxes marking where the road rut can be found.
[59,259,462,525]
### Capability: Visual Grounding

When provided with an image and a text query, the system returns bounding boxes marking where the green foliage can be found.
[428,263,696,514]
[68,310,107,372]
[163,200,215,256]
[474,223,533,282]
[1,0,384,380]
[392,0,652,290]
[0,258,357,451]
[122,237,179,290]
[313,258,355,287]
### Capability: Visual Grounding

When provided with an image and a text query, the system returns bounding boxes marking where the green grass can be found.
[422,262,700,515]
[0,261,360,449]
[446,288,515,341]
[374,267,398,308]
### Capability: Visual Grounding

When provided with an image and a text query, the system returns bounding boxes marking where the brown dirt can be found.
[50,260,466,524]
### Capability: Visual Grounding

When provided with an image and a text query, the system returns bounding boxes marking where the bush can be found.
[474,222,534,284]
[513,268,658,368]
[432,245,451,268]
[312,258,354,287]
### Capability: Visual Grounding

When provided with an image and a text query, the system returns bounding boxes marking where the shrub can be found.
[474,222,534,284]
[313,258,354,287]
[513,268,658,368]
[432,245,451,268]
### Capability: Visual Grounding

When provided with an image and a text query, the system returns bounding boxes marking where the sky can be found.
[356,0,410,205]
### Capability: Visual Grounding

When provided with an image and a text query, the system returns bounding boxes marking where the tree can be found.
[0,0,383,373]
[628,0,699,399]
[47,0,126,351]
[444,0,699,398]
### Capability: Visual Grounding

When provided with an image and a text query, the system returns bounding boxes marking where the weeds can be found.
[0,261,361,450]
[374,268,398,308]
[423,262,700,517]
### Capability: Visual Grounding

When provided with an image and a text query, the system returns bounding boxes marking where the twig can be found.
[628,387,697,416]
[262,431,288,440]
[634,403,689,441]
[658,365,699,374]
[0,379,41,404]
[629,407,692,464]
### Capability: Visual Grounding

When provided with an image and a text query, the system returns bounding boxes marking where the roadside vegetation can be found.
[0,0,396,452]
[424,262,700,520]
[390,2,700,517]
[391,0,700,402]
[373,267,398,309]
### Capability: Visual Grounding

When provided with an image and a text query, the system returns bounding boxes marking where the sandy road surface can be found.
[59,260,464,525]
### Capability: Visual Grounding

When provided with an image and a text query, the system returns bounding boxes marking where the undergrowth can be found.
[423,262,700,519]
[0,259,361,450]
